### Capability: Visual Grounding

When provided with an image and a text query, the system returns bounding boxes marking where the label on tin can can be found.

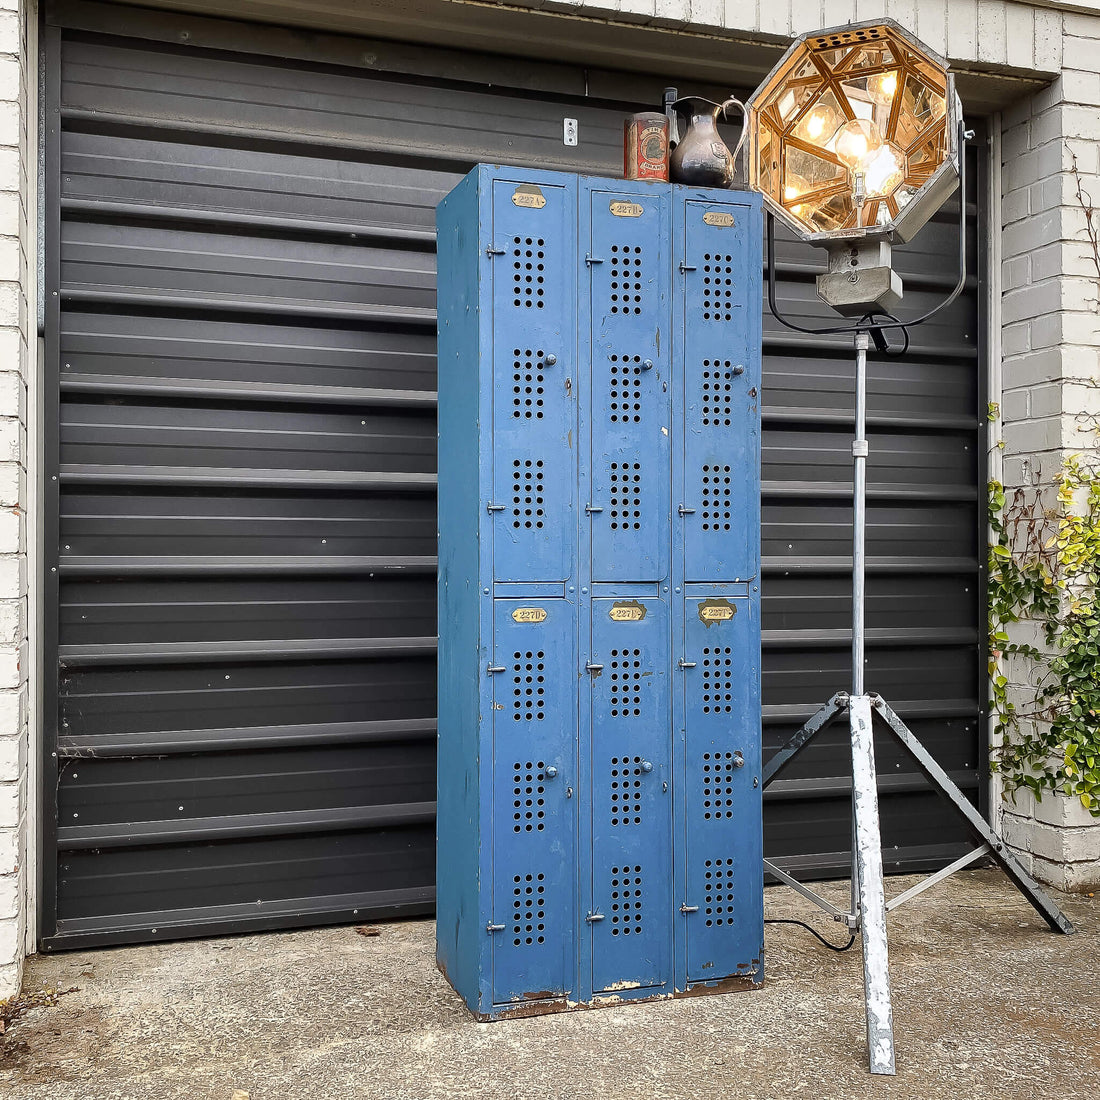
[624,113,669,182]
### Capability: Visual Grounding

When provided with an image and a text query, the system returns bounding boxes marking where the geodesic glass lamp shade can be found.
[746,19,961,244]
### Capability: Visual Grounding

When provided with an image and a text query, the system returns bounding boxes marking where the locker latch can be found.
[486,502,506,513]
[678,504,696,516]
[678,261,697,274]
[585,503,603,515]
[486,921,506,933]
[585,661,604,674]
[487,664,506,675]
[585,912,606,923]
[679,904,699,914]
[677,658,696,670]
[585,254,604,266]
[485,246,505,257]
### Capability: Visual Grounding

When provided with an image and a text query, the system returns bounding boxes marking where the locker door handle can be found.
[544,353,557,366]
[486,502,506,513]
[585,254,604,266]
[679,904,699,914]
[678,504,696,516]
[640,760,653,773]
[487,664,506,675]
[641,358,654,370]
[544,766,558,779]
[585,912,606,923]
[585,503,603,515]
[585,661,604,674]
[486,921,506,932]
[679,261,697,273]
[485,246,505,257]
[732,751,745,768]
[677,659,696,670]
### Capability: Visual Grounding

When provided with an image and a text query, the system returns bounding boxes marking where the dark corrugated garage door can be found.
[42,0,988,948]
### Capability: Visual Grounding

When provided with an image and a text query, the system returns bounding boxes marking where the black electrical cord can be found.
[765,918,857,952]
[764,120,971,348]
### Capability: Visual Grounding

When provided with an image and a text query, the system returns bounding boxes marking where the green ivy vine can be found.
[988,458,1100,813]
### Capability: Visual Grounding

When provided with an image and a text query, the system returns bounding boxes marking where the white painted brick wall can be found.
[997,5,1100,891]
[0,0,29,1002]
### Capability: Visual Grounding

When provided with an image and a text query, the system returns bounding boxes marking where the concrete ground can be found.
[0,868,1096,1100]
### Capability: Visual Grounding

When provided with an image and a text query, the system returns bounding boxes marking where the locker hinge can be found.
[679,261,697,273]
[585,661,604,674]
[678,504,696,516]
[679,904,699,914]
[487,664,506,675]
[585,254,604,266]
[677,658,696,670]
[585,503,603,515]
[486,502,506,513]
[486,921,506,933]
[485,246,505,257]
[585,912,605,923]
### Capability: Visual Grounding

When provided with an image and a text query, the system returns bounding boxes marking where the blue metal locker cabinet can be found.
[437,166,762,1020]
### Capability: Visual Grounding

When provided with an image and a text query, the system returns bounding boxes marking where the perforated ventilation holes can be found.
[513,873,546,946]
[609,355,643,424]
[703,859,734,927]
[512,459,545,530]
[701,750,738,819]
[702,253,736,321]
[513,237,545,309]
[701,464,732,532]
[513,760,547,833]
[513,650,546,722]
[610,244,644,315]
[610,756,644,826]
[610,865,643,936]
[701,647,734,715]
[701,360,735,426]
[513,348,546,420]
[610,462,642,531]
[610,648,643,718]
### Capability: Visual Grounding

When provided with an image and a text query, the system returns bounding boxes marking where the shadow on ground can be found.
[1,869,1097,1100]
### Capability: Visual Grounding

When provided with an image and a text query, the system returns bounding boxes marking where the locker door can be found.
[589,597,672,992]
[585,187,671,583]
[491,178,576,582]
[491,599,576,1004]
[679,198,758,583]
[681,595,763,983]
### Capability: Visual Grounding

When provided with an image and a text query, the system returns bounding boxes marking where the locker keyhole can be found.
[609,355,643,424]
[512,873,546,946]
[610,756,645,826]
[513,650,546,722]
[609,462,642,531]
[701,360,735,426]
[701,748,738,820]
[701,253,736,321]
[513,759,548,832]
[703,859,734,927]
[512,237,546,309]
[610,866,643,936]
[700,464,732,532]
[512,459,545,529]
[609,244,644,315]
[513,348,547,420]
[701,649,735,717]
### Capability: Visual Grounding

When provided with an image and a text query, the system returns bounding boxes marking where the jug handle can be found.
[718,96,749,166]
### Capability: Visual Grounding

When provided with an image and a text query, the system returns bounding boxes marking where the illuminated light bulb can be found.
[783,172,811,217]
[863,145,904,197]
[867,70,899,106]
[794,103,839,147]
[834,119,883,172]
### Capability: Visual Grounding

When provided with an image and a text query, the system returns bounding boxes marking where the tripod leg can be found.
[850,694,896,1075]
[762,693,847,788]
[871,695,1075,935]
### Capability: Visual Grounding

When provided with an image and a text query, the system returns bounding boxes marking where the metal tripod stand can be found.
[761,329,1076,1076]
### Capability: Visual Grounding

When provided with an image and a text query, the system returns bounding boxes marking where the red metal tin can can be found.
[624,112,670,182]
